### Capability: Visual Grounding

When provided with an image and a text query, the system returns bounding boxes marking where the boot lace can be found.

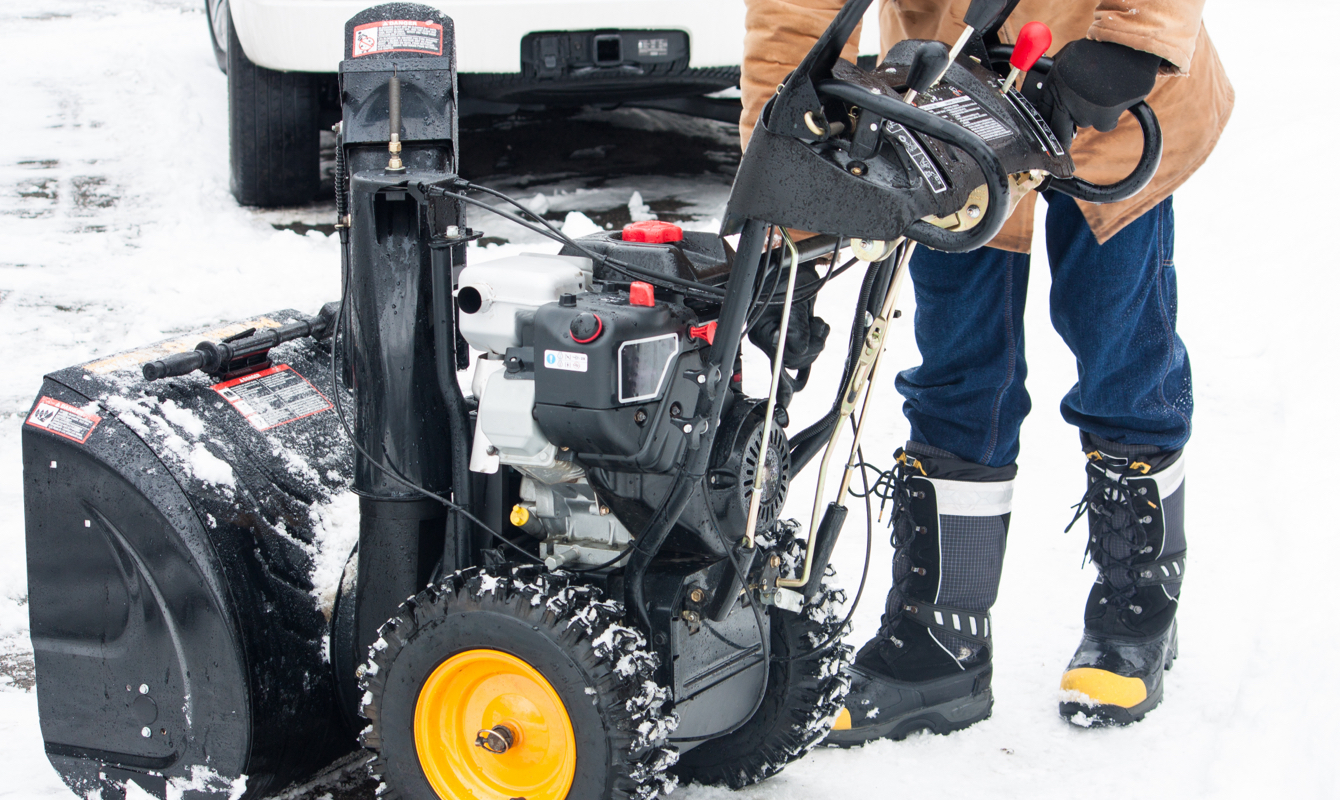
[852,449,924,645]
[1065,452,1158,611]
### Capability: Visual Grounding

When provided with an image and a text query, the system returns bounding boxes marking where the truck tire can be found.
[205,0,228,72]
[226,12,320,207]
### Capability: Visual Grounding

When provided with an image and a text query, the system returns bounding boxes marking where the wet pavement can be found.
[256,106,741,245]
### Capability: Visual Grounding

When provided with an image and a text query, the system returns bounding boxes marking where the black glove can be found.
[748,263,830,408]
[1027,39,1160,150]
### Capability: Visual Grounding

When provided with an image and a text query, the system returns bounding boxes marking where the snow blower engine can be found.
[21,0,1160,797]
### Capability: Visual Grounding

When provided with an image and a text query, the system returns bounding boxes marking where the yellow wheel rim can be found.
[415,649,576,800]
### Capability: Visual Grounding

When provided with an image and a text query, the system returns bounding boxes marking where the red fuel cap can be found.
[622,220,684,244]
[629,281,656,307]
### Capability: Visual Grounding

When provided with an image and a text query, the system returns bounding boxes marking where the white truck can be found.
[206,0,747,206]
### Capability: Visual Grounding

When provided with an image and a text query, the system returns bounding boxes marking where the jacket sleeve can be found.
[1087,0,1207,74]
[740,0,860,146]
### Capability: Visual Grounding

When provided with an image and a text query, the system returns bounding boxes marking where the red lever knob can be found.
[629,281,655,307]
[1010,21,1052,72]
[689,321,717,345]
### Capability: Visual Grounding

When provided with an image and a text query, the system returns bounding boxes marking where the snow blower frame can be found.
[21,0,1160,798]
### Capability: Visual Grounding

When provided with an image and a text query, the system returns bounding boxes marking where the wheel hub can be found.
[475,724,516,754]
[415,649,576,800]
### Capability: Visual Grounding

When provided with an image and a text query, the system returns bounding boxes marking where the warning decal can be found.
[543,350,589,373]
[26,397,102,444]
[352,20,443,58]
[921,94,1012,143]
[214,364,332,432]
[885,122,947,194]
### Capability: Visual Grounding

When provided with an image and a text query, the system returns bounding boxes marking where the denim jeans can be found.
[894,192,1190,469]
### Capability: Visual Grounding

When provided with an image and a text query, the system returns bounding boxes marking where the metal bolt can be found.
[966,205,982,219]
[633,409,648,424]
[475,725,515,754]
[689,588,706,603]
[869,122,878,131]
[682,424,693,434]
[486,446,498,456]
[670,402,682,417]
[140,727,151,738]
[600,506,610,516]
[697,374,706,384]
[139,684,149,695]
[682,610,700,622]
[769,554,781,569]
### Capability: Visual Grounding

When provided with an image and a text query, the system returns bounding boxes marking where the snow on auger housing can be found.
[20,0,1160,797]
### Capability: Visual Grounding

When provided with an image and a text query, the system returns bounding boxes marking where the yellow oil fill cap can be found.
[510,505,531,527]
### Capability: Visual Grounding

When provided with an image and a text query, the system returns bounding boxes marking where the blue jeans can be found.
[894,193,1190,469]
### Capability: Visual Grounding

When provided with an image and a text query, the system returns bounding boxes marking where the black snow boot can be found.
[1059,435,1186,726]
[827,443,1014,747]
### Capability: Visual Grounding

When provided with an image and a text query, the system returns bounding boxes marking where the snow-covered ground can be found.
[1,0,1336,798]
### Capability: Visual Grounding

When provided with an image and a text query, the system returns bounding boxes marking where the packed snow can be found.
[1,0,1337,798]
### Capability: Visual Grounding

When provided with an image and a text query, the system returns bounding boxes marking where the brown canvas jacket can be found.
[740,0,1234,252]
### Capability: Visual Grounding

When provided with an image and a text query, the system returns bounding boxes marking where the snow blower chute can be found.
[22,0,1161,797]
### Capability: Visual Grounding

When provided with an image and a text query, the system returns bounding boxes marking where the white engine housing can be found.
[461,252,591,483]
[456,253,591,356]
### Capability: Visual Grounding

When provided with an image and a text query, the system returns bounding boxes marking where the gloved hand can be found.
[748,263,831,375]
[1026,39,1161,151]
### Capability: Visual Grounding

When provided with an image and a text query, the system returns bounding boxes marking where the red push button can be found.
[622,220,684,244]
[629,281,656,307]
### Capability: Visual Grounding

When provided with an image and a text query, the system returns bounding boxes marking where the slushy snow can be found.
[0,1,1337,799]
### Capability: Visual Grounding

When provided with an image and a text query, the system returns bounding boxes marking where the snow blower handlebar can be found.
[815,78,1013,252]
[140,301,340,381]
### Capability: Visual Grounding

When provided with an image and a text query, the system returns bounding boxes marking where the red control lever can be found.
[1003,21,1051,94]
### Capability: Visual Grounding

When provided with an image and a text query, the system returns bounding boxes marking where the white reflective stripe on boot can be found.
[925,478,1015,516]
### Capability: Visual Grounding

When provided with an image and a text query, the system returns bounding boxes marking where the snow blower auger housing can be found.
[22,0,1161,798]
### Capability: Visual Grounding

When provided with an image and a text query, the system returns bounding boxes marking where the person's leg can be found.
[1045,193,1188,725]
[896,246,1032,468]
[829,246,1027,745]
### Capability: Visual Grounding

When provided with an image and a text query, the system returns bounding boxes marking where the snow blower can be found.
[21,0,1161,797]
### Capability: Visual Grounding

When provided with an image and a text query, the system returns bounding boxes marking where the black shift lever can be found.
[902,41,950,104]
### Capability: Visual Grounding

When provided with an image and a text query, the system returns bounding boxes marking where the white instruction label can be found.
[352,20,444,58]
[921,94,1012,143]
[543,350,588,372]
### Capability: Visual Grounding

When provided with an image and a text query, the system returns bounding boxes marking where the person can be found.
[737,0,1233,739]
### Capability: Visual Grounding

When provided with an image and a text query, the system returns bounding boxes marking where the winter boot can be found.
[1059,435,1186,726]
[827,443,1014,746]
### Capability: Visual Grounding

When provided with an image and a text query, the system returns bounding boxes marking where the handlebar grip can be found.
[1043,101,1163,204]
[142,350,206,381]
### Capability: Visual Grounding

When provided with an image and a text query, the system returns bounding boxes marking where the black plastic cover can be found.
[724,41,1073,243]
[531,290,701,472]
[560,230,733,287]
[23,315,355,798]
[340,4,457,173]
